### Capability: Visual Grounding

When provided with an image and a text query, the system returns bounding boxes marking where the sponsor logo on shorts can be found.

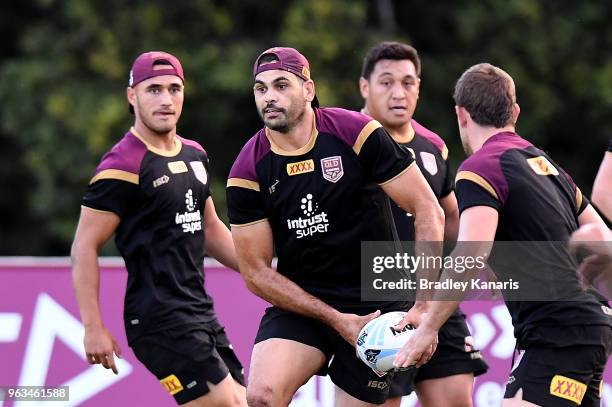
[470,350,483,360]
[321,156,344,183]
[526,156,559,176]
[549,374,586,405]
[367,380,388,390]
[160,374,184,395]
[507,375,515,385]
[287,159,314,176]
[168,161,188,174]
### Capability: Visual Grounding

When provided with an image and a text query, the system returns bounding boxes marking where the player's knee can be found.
[246,384,277,407]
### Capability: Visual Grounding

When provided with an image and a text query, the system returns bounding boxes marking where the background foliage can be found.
[1,0,610,254]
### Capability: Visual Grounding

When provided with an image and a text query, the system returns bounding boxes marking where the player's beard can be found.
[140,109,177,135]
[260,99,306,134]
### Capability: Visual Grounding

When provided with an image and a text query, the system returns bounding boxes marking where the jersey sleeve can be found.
[357,126,415,185]
[226,179,267,227]
[455,170,502,213]
[82,177,140,218]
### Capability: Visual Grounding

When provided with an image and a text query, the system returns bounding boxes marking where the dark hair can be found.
[152,59,173,67]
[257,54,279,66]
[361,41,421,80]
[453,63,516,128]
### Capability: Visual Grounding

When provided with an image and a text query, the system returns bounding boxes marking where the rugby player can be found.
[71,51,247,406]
[227,47,444,406]
[395,63,612,407]
[359,41,488,407]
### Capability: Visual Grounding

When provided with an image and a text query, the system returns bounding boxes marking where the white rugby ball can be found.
[356,311,415,373]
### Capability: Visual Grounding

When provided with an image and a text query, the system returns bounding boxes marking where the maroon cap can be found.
[253,47,319,107]
[128,51,184,87]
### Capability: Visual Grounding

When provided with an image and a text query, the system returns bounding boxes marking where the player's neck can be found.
[132,123,177,152]
[470,124,516,153]
[267,107,315,151]
[361,107,414,143]
[386,122,414,144]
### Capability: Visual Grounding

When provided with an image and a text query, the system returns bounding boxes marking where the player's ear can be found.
[512,103,520,124]
[127,87,136,109]
[455,106,469,128]
[359,77,369,99]
[304,79,316,104]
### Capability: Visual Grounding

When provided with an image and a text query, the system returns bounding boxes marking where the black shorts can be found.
[389,309,488,396]
[504,326,612,406]
[131,319,245,405]
[255,306,411,404]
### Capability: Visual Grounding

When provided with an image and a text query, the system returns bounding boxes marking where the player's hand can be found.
[393,323,438,369]
[335,310,381,347]
[578,253,612,289]
[394,301,427,329]
[84,324,122,374]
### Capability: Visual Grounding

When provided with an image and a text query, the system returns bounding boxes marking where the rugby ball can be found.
[356,311,415,373]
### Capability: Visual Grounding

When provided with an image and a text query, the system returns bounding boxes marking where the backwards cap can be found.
[129,51,184,87]
[253,47,319,108]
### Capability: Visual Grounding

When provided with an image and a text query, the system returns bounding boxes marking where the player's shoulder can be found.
[228,128,270,183]
[91,130,148,185]
[411,119,448,160]
[458,132,529,174]
[315,107,382,147]
[177,135,207,156]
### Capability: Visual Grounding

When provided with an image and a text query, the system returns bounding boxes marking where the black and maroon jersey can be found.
[82,127,214,343]
[455,131,611,347]
[226,107,414,309]
[388,119,452,241]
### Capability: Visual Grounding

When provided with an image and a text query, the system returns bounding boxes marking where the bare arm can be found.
[203,197,239,271]
[382,164,445,306]
[440,192,459,244]
[592,151,612,221]
[395,205,498,368]
[232,220,378,345]
[71,206,122,373]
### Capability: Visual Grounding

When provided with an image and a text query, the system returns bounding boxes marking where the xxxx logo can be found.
[549,375,586,404]
[287,159,314,176]
[160,374,184,395]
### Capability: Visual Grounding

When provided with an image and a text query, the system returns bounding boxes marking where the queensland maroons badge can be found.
[320,156,344,183]
[189,161,208,185]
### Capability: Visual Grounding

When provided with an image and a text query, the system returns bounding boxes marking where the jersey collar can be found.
[265,114,318,156]
[130,126,182,157]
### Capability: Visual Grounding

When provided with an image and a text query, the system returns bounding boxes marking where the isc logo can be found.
[367,380,388,390]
